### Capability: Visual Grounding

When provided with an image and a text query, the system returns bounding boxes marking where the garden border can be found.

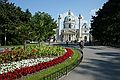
[39,49,83,80]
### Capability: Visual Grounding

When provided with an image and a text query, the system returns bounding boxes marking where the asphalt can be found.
[59,46,120,80]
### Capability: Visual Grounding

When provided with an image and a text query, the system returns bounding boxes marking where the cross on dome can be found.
[68,10,71,15]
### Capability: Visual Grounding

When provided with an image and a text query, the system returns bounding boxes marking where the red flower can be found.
[0,48,73,80]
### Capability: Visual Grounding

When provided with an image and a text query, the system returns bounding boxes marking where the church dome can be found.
[64,11,75,22]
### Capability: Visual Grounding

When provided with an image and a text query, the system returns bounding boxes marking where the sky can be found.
[9,0,108,26]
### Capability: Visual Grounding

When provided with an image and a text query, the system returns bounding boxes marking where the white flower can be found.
[0,57,55,74]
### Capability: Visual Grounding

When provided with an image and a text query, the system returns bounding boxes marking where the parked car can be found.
[0,48,4,53]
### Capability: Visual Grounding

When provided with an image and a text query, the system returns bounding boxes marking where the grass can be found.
[23,49,81,80]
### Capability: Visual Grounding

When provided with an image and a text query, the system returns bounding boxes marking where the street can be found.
[59,45,120,80]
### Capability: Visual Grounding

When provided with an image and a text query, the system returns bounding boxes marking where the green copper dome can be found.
[64,11,75,22]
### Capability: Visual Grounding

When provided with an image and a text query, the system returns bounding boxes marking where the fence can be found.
[40,54,83,80]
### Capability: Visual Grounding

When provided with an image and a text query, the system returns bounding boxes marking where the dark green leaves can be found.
[91,0,120,46]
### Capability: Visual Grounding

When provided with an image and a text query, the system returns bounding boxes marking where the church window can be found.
[69,35,71,41]
[84,36,87,42]
[69,24,71,28]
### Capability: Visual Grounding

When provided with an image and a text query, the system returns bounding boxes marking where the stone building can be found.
[56,10,91,42]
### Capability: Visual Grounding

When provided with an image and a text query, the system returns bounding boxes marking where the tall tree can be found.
[90,0,120,46]
[0,1,32,45]
[0,1,57,46]
[31,12,57,44]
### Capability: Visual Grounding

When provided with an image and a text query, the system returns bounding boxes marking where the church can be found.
[56,10,91,42]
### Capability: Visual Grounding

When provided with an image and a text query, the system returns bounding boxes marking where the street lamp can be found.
[5,29,7,46]
[0,25,7,45]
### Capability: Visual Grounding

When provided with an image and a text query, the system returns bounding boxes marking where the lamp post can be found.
[5,29,7,46]
[0,25,6,45]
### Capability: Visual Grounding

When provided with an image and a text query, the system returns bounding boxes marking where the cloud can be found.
[89,9,98,16]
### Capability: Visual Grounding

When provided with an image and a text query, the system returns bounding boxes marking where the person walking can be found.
[79,40,84,49]
[66,40,68,46]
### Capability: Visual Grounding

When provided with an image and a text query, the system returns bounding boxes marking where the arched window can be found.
[84,36,87,42]
[69,24,71,28]
[69,19,71,21]
[69,35,71,41]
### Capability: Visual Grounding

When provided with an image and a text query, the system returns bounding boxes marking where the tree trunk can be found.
[48,37,50,45]
[24,40,26,53]
[38,40,41,47]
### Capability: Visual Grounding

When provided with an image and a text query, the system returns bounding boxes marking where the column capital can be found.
[58,14,61,19]
[78,14,82,19]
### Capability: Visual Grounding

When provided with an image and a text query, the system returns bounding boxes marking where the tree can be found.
[90,0,120,46]
[0,1,32,45]
[0,0,19,45]
[0,1,57,46]
[31,12,57,45]
[16,9,33,51]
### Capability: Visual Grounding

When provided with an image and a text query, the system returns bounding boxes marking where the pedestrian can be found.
[66,40,68,46]
[79,40,84,49]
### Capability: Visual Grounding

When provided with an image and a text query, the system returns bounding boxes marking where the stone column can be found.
[78,14,82,41]
[58,15,61,41]
[71,35,72,41]
[63,35,65,41]
[67,34,69,41]
[65,34,67,40]
[65,34,66,41]
[72,34,73,41]
[64,34,66,41]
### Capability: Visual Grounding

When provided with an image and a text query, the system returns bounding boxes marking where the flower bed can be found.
[0,57,55,74]
[0,48,73,80]
[0,45,65,64]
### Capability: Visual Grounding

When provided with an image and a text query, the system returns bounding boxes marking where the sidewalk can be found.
[59,46,120,80]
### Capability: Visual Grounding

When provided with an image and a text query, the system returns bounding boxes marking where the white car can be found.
[0,48,4,53]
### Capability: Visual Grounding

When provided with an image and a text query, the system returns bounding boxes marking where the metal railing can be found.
[40,55,83,80]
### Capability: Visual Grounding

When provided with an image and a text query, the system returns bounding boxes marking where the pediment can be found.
[62,29,76,34]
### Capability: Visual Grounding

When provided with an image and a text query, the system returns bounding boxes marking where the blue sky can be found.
[9,0,108,24]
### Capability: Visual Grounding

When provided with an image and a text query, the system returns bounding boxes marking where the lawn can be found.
[24,49,81,80]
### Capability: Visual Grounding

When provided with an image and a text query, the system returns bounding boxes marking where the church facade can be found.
[56,10,91,42]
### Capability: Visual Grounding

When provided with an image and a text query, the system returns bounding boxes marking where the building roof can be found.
[64,10,75,22]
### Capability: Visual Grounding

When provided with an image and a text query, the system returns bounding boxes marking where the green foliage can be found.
[31,12,57,42]
[0,45,65,64]
[26,44,65,57]
[0,1,32,45]
[0,1,57,46]
[91,0,120,45]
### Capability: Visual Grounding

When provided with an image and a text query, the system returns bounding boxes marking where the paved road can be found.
[59,46,120,80]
